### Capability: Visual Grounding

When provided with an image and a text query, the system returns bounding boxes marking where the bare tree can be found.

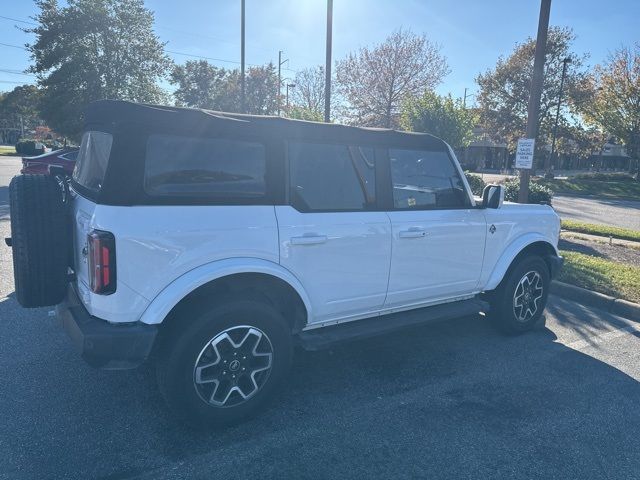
[290,66,325,117]
[335,29,449,128]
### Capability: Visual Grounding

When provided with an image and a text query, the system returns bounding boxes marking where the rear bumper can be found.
[547,254,564,279]
[56,285,157,370]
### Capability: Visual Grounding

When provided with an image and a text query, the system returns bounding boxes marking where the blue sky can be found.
[1,0,639,105]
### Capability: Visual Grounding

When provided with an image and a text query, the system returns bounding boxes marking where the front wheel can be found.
[156,298,293,426]
[488,256,550,334]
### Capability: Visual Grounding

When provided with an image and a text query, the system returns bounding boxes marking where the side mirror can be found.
[482,184,504,209]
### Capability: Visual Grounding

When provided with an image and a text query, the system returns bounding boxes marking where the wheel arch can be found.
[139,258,312,333]
[484,236,558,291]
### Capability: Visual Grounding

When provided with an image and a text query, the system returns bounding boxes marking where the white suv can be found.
[8,100,562,425]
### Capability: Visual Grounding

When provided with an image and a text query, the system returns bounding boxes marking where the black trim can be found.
[546,254,564,279]
[298,297,489,351]
[56,286,157,370]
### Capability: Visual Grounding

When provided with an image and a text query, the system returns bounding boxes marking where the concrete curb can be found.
[551,281,640,321]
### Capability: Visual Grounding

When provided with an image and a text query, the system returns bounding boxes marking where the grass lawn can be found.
[537,177,640,200]
[0,146,17,156]
[558,250,640,303]
[562,220,640,243]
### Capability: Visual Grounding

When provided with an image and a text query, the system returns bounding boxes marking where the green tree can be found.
[336,29,449,128]
[287,105,324,122]
[475,27,588,163]
[578,43,640,171]
[26,0,172,138]
[170,61,278,115]
[0,84,42,134]
[171,60,227,109]
[400,91,476,148]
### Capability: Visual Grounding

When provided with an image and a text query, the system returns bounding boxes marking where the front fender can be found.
[484,234,558,291]
[138,258,313,325]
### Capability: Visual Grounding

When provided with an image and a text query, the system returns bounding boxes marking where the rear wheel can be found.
[8,174,70,307]
[488,256,550,334]
[156,298,293,426]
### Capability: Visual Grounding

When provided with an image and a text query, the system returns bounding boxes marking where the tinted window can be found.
[73,131,113,193]
[289,142,375,211]
[144,134,266,197]
[390,149,467,209]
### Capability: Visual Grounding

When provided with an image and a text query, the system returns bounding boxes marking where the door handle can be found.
[398,228,428,239]
[290,235,328,245]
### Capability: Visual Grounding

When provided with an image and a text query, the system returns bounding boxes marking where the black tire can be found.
[488,255,550,334]
[9,174,70,307]
[156,298,293,427]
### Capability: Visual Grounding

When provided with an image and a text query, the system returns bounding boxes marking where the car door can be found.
[384,147,487,308]
[276,141,391,325]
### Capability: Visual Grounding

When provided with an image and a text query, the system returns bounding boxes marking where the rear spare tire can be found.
[9,174,70,307]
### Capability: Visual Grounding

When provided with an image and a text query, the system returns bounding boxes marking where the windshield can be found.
[72,131,113,193]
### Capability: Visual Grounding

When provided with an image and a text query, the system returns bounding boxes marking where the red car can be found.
[21,148,78,176]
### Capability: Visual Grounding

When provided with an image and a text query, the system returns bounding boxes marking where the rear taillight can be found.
[87,230,116,294]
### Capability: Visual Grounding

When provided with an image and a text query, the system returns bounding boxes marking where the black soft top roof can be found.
[84,100,448,150]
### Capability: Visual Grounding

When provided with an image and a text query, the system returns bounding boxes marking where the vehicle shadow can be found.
[1,294,640,479]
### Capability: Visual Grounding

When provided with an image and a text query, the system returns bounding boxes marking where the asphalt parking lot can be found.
[2,158,640,479]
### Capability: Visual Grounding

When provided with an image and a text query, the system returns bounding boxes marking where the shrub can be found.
[503,178,554,205]
[464,172,486,196]
[15,139,44,156]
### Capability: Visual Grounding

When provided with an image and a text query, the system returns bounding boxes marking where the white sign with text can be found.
[515,138,535,169]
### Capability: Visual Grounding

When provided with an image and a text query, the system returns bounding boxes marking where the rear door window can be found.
[144,134,267,198]
[72,131,113,193]
[288,141,376,212]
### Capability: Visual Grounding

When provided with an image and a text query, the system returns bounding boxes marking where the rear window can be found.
[144,134,267,198]
[72,131,113,193]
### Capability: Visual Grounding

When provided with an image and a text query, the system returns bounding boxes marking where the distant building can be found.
[455,126,509,171]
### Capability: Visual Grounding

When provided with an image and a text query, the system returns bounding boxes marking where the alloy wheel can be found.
[193,325,273,407]
[512,271,544,322]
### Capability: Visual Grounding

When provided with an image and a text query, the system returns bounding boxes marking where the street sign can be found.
[515,138,535,169]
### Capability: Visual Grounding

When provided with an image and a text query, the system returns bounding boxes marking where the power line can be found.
[0,15,37,26]
[0,17,301,75]
[0,68,34,76]
[166,49,249,66]
[166,49,296,72]
[0,42,28,51]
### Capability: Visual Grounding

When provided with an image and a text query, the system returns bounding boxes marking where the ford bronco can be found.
[7,100,562,425]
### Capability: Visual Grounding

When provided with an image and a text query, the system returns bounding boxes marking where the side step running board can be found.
[297,298,489,351]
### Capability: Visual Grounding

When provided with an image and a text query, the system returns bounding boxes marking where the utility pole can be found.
[286,83,295,114]
[518,0,551,204]
[324,0,333,123]
[545,57,571,176]
[463,88,473,109]
[277,51,289,116]
[240,0,246,113]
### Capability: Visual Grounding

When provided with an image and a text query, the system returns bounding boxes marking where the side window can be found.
[389,149,468,209]
[288,142,376,211]
[144,134,266,198]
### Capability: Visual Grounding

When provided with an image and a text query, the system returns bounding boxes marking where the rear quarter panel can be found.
[77,203,280,323]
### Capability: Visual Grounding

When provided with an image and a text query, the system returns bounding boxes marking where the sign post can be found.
[518,0,551,203]
[515,138,535,170]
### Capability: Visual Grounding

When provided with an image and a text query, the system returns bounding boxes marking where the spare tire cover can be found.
[9,174,70,307]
